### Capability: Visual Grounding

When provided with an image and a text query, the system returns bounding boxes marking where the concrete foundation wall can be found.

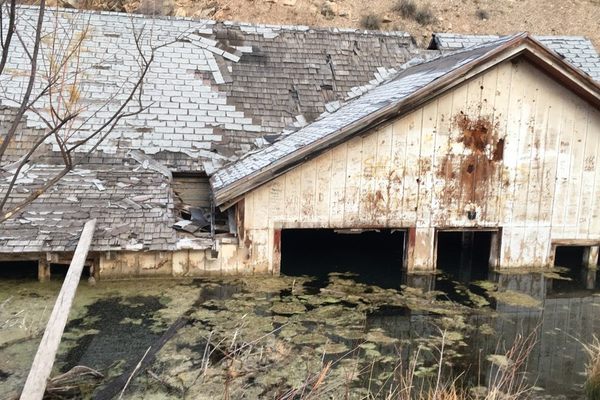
[97,240,252,279]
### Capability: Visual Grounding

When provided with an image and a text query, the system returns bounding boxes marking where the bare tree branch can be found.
[0,0,45,164]
[0,8,179,223]
[0,0,16,75]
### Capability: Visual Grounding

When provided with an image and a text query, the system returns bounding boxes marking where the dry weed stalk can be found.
[584,335,600,400]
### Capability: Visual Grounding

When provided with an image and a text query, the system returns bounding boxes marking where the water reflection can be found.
[392,266,600,395]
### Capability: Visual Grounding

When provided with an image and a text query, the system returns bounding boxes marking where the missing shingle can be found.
[92,64,111,70]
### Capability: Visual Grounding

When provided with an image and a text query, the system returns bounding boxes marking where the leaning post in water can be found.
[20,219,97,400]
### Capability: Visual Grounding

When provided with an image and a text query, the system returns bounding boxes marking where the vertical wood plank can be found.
[21,220,96,400]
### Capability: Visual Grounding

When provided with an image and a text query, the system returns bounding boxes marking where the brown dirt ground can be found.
[47,0,600,49]
[168,0,600,48]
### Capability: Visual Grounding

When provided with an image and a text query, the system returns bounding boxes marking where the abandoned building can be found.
[1,6,600,279]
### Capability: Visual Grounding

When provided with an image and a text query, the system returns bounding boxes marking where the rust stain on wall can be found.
[273,229,281,254]
[455,112,496,154]
[361,169,401,222]
[437,113,506,219]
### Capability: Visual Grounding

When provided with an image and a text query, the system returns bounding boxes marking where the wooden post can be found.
[488,230,501,269]
[20,220,96,400]
[458,231,475,281]
[583,245,599,269]
[38,256,50,282]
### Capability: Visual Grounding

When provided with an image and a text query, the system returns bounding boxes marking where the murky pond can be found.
[0,264,599,399]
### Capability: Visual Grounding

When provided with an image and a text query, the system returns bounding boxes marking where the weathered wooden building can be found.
[211,33,600,274]
[2,5,600,279]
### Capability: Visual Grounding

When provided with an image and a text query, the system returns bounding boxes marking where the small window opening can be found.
[554,246,586,269]
[50,263,91,280]
[172,172,230,234]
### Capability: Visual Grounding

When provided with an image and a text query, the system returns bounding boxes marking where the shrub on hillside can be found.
[392,0,417,19]
[360,13,382,30]
[415,6,435,25]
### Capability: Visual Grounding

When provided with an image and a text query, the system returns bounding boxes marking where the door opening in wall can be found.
[280,228,406,288]
[436,230,499,282]
[0,261,38,279]
[552,245,599,292]
[50,263,91,280]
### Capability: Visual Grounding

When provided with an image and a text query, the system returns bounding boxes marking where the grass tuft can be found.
[320,2,335,20]
[476,9,490,20]
[392,0,417,19]
[360,13,382,30]
[414,6,435,25]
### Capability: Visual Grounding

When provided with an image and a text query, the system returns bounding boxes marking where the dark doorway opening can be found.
[551,246,599,292]
[280,229,405,288]
[0,261,39,280]
[436,230,496,282]
[50,263,91,280]
[554,246,586,269]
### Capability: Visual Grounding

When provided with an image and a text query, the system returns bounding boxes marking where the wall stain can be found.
[437,113,506,221]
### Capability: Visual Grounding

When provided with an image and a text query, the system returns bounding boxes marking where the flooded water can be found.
[0,264,598,399]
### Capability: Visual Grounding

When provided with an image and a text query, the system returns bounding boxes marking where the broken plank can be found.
[20,219,97,400]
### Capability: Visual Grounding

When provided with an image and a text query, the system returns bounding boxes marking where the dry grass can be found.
[360,13,382,30]
[275,329,538,400]
[585,336,600,400]
[392,0,417,19]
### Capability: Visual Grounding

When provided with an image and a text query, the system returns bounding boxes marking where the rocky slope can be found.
[52,0,600,49]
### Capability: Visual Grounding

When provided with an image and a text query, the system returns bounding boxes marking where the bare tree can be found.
[0,0,171,223]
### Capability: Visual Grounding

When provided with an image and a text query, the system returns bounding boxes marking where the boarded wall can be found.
[240,57,600,272]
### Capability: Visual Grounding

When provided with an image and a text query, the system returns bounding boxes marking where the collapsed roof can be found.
[2,5,419,172]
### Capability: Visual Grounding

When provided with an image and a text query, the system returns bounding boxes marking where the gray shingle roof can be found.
[430,33,600,81]
[210,35,519,199]
[3,5,417,172]
[0,160,217,252]
[0,164,178,252]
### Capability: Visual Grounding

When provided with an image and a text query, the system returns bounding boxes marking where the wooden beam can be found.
[20,219,97,400]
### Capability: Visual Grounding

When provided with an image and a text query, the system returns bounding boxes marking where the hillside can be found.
[66,0,600,49]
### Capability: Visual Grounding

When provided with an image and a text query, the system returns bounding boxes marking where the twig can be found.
[119,346,151,399]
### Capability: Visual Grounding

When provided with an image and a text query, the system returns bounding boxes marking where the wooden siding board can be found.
[390,118,408,224]
[563,103,588,237]
[491,62,512,224]
[330,143,348,226]
[374,124,394,226]
[478,66,500,222]
[589,111,600,233]
[358,130,380,225]
[300,161,318,223]
[315,152,333,226]
[431,91,454,226]
[503,61,527,228]
[580,112,596,238]
[344,136,363,225]
[417,100,438,227]
[284,167,301,224]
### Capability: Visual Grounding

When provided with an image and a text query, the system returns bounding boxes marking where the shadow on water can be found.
[60,296,166,373]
